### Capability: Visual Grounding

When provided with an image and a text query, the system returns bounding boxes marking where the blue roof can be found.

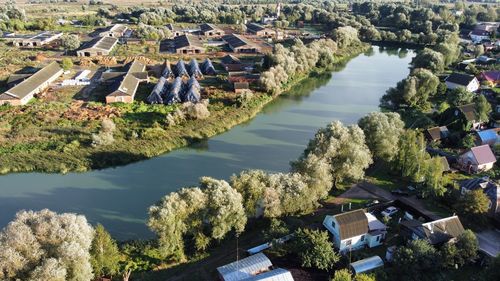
[477,129,498,143]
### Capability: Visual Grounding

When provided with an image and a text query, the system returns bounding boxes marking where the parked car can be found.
[391,189,409,196]
[381,206,399,217]
[365,200,380,208]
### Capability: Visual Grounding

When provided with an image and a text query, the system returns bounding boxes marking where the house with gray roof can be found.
[401,216,465,245]
[223,34,261,53]
[3,31,63,48]
[199,23,224,37]
[460,177,500,217]
[103,60,148,104]
[246,23,276,38]
[98,24,128,38]
[0,61,63,106]
[77,36,119,57]
[173,34,205,54]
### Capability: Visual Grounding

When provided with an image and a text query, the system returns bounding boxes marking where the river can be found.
[0,46,414,239]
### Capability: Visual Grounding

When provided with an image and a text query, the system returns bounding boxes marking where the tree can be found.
[475,95,492,123]
[332,26,360,49]
[358,112,405,162]
[447,88,474,106]
[0,209,94,281]
[331,269,353,281]
[434,43,460,66]
[60,58,73,71]
[393,239,438,279]
[460,134,476,149]
[395,130,429,182]
[423,157,446,197]
[231,169,268,217]
[90,224,120,278]
[60,34,81,52]
[411,48,445,73]
[455,189,490,216]
[290,228,340,270]
[455,230,479,266]
[294,121,372,187]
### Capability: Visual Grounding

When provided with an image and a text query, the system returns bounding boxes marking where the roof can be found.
[439,156,451,171]
[445,73,476,86]
[166,23,182,32]
[247,22,266,32]
[1,61,62,100]
[470,145,497,165]
[200,23,220,32]
[349,256,384,275]
[481,71,500,82]
[420,216,465,244]
[470,29,490,36]
[457,103,476,122]
[333,209,369,240]
[174,34,204,49]
[221,54,242,65]
[241,268,294,281]
[101,24,127,34]
[79,36,118,52]
[477,129,499,144]
[7,73,32,85]
[425,126,449,141]
[223,34,256,49]
[108,60,147,97]
[217,253,272,281]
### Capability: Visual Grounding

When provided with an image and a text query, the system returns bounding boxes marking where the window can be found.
[361,235,365,242]
[345,240,352,246]
[331,221,336,229]
[376,236,380,242]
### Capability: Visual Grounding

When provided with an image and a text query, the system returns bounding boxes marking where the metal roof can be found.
[223,34,255,49]
[217,253,272,281]
[445,73,476,86]
[349,256,384,274]
[477,129,498,143]
[241,268,294,281]
[470,145,497,165]
[2,61,62,100]
[174,34,204,49]
[80,36,118,52]
[333,209,369,240]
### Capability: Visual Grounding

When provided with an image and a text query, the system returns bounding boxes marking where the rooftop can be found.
[223,34,256,48]
[445,73,476,86]
[80,36,118,51]
[470,144,497,165]
[174,34,204,49]
[217,253,272,281]
[333,209,369,240]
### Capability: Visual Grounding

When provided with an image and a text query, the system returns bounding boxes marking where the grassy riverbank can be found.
[0,44,369,174]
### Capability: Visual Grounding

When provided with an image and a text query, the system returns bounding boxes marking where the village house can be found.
[173,34,205,54]
[246,22,276,38]
[323,209,387,253]
[166,23,185,37]
[76,36,118,57]
[103,60,149,104]
[458,144,497,173]
[400,216,465,245]
[98,24,128,38]
[469,23,498,43]
[199,23,224,37]
[480,70,500,87]
[475,129,499,146]
[3,31,63,48]
[460,177,500,217]
[456,103,482,130]
[445,73,480,92]
[223,34,261,53]
[233,82,250,93]
[216,253,294,281]
[425,126,450,142]
[0,61,63,106]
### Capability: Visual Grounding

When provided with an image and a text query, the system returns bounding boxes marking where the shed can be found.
[173,34,205,54]
[77,36,118,57]
[241,268,294,281]
[349,256,384,275]
[476,129,499,146]
[223,34,261,53]
[199,23,224,37]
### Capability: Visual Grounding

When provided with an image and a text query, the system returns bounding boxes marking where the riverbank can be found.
[0,44,370,175]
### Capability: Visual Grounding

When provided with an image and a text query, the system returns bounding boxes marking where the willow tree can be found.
[0,209,94,281]
[296,121,373,187]
[358,112,405,162]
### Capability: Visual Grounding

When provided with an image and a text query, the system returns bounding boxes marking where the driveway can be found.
[476,229,500,257]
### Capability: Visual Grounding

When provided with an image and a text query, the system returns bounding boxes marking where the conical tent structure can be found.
[162,60,173,78]
[186,76,201,91]
[201,58,216,75]
[183,85,201,103]
[189,59,203,78]
[147,76,167,104]
[165,77,183,105]
[175,60,189,78]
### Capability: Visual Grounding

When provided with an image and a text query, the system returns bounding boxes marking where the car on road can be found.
[391,189,410,196]
[365,200,380,208]
[381,206,399,217]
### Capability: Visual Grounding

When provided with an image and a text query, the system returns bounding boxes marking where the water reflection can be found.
[0,46,415,239]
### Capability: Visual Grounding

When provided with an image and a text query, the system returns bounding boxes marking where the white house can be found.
[445,73,480,92]
[458,144,497,173]
[323,209,386,253]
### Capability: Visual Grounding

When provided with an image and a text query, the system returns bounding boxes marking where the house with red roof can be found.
[458,144,497,173]
[479,71,500,87]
